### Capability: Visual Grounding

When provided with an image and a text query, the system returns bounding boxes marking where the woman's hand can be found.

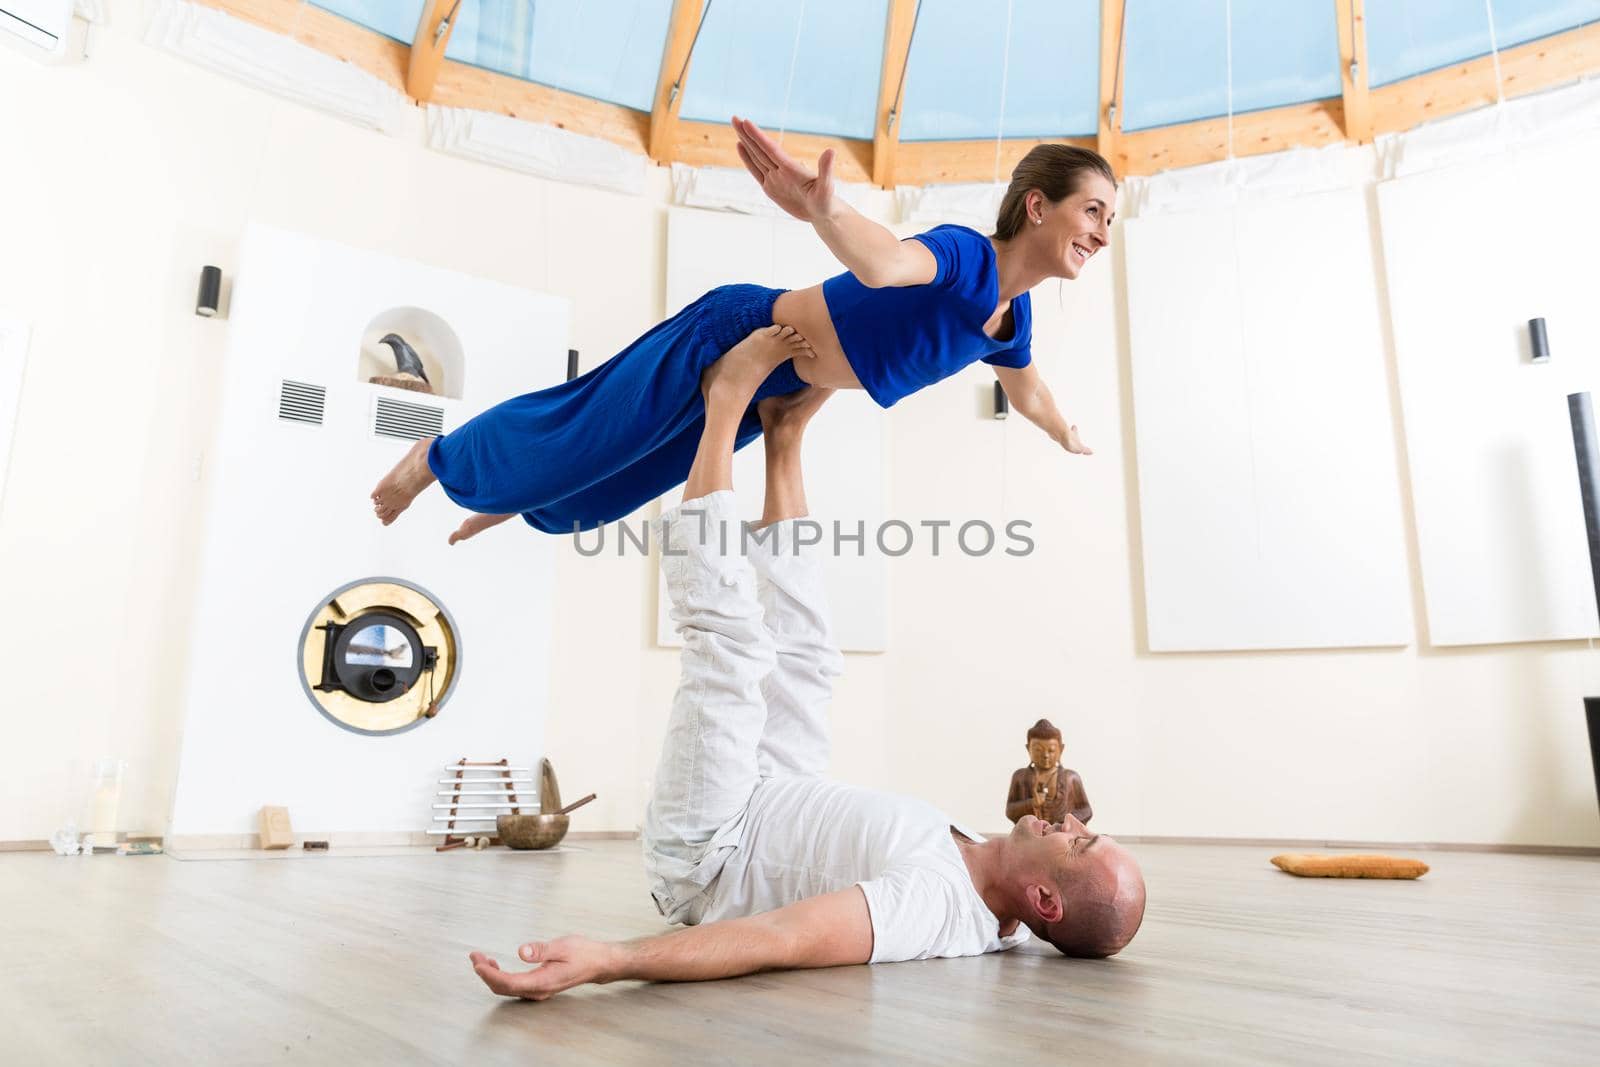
[732,116,836,223]
[469,936,617,1001]
[993,365,1093,457]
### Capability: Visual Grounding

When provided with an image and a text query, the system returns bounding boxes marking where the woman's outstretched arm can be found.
[732,117,934,288]
[994,362,1093,455]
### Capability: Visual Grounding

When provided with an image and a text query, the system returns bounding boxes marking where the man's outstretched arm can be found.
[470,886,873,1002]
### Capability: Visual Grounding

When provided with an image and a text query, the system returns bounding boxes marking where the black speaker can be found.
[195,265,222,318]
[1529,317,1550,363]
[993,381,1009,420]
[567,348,580,381]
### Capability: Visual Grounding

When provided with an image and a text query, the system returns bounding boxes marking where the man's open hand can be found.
[469,936,615,1001]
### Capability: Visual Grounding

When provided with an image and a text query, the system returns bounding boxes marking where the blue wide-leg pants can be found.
[427,284,806,533]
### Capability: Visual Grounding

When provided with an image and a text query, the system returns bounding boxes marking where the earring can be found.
[1033,216,1042,225]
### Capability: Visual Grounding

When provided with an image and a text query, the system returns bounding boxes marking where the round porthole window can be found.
[297,578,461,736]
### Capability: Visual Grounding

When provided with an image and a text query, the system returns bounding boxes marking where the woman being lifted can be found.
[372,117,1114,541]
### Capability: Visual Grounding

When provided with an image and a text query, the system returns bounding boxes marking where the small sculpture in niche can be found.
[357,306,464,400]
[1005,718,1092,825]
[369,333,435,395]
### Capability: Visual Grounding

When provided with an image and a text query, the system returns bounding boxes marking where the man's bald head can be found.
[1045,840,1146,957]
[1007,815,1145,958]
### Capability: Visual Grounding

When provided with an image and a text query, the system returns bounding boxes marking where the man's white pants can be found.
[641,490,845,925]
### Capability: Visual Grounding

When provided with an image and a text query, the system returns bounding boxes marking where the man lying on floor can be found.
[470,332,1146,1002]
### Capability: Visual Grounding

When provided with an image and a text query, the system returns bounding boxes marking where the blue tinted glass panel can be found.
[678,0,887,139]
[443,0,673,110]
[1366,0,1600,87]
[1121,0,1341,132]
[899,0,1099,141]
[314,1,671,110]
[311,0,426,42]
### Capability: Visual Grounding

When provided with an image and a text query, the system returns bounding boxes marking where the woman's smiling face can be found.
[1030,172,1116,280]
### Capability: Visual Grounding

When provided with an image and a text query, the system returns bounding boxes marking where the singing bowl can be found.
[497,813,569,850]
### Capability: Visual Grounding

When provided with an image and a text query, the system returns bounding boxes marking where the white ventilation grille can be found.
[374,395,445,442]
[277,380,326,426]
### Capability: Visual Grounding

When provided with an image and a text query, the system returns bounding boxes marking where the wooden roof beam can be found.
[648,0,705,164]
[407,0,460,103]
[895,136,1100,187]
[1097,0,1128,176]
[1334,0,1373,143]
[1370,19,1600,136]
[192,0,408,91]
[871,0,918,189]
[674,121,873,182]
[431,62,650,154]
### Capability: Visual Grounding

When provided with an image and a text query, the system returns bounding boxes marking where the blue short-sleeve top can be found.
[819,224,1032,409]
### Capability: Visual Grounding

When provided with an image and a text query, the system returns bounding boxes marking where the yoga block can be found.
[258,806,295,850]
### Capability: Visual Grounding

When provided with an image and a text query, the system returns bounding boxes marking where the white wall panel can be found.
[1125,189,1411,651]
[169,224,564,835]
[1378,133,1600,646]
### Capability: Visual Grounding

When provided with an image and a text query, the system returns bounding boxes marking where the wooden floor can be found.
[2,841,1595,1065]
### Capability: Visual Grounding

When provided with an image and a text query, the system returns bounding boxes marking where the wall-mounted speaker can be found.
[1530,317,1550,363]
[566,349,580,382]
[196,265,222,318]
[993,381,1009,420]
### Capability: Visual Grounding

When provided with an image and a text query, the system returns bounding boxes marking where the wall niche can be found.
[357,306,465,400]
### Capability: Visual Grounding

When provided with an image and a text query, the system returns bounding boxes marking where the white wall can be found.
[1123,189,1411,653]
[166,223,563,835]
[1380,132,1600,647]
[2,16,1597,848]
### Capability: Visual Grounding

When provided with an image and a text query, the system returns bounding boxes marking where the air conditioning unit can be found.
[1,0,75,59]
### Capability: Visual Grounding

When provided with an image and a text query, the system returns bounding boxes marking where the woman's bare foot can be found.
[371,437,438,525]
[448,511,516,545]
[757,385,835,447]
[701,325,815,411]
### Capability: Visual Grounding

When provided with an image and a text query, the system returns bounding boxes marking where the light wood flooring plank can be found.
[1,843,1595,1065]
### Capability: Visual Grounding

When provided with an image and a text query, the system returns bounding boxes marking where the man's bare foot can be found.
[701,325,815,412]
[371,437,438,525]
[757,385,835,448]
[448,511,516,545]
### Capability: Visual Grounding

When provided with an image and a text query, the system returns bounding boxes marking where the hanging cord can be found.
[885,0,925,136]
[666,0,714,107]
[1483,0,1506,105]
[1347,0,1360,86]
[993,0,1017,512]
[992,0,1016,184]
[776,0,808,145]
[1107,0,1127,130]
[1223,0,1235,160]
[1221,0,1259,554]
[1229,210,1263,558]
[434,0,464,43]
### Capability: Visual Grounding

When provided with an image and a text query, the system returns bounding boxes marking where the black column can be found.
[1566,392,1600,818]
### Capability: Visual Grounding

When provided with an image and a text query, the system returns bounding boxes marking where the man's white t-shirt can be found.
[698,777,1031,963]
